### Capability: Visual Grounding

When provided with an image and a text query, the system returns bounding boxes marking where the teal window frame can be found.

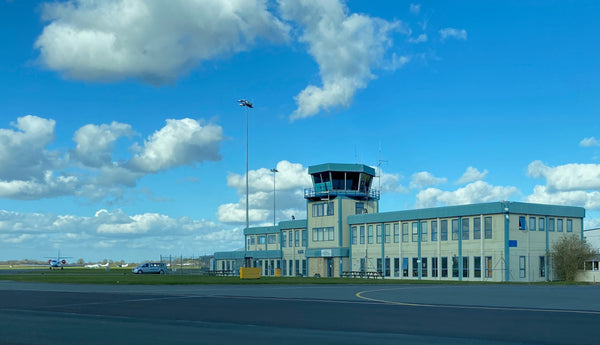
[473,217,481,240]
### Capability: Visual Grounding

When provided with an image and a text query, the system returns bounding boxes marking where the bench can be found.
[341,271,384,279]
[206,270,235,276]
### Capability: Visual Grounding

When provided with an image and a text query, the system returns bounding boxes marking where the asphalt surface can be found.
[1,281,599,345]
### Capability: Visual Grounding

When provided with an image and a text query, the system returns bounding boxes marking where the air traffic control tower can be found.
[303,163,380,277]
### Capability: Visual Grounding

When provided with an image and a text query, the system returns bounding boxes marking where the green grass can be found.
[0,267,588,285]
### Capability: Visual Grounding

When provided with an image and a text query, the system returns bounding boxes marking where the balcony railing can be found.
[304,188,380,200]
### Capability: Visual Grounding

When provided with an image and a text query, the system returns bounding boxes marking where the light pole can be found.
[237,99,253,233]
[270,168,278,226]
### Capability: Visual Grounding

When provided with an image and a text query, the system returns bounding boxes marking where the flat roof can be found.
[348,201,585,224]
[308,163,375,176]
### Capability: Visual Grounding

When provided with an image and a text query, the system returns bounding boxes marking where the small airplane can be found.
[84,263,100,269]
[45,252,73,270]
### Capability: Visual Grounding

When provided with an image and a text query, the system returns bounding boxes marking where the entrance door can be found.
[327,258,334,277]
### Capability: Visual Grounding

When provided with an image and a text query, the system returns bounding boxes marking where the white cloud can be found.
[527,160,600,192]
[410,4,421,15]
[378,171,409,194]
[0,208,236,261]
[0,116,224,202]
[128,118,224,173]
[35,0,290,84]
[0,115,59,181]
[526,185,600,210]
[580,137,600,147]
[408,33,427,44]
[439,27,467,41]
[218,160,311,224]
[416,181,519,208]
[71,122,133,168]
[280,0,405,120]
[456,166,488,184]
[409,171,447,189]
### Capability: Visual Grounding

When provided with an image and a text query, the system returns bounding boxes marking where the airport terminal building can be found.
[214,163,585,282]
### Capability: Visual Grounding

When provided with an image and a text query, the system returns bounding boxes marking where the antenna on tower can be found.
[377,144,387,194]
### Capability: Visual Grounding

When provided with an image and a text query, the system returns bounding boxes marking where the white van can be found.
[132,262,167,274]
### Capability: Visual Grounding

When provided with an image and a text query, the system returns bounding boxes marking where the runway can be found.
[1,281,599,345]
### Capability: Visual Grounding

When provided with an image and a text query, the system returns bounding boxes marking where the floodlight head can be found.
[237,99,253,108]
[271,168,278,173]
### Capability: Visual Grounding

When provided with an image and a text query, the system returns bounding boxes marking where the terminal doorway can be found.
[327,258,333,277]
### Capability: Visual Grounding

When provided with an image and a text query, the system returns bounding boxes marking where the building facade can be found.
[214,163,585,282]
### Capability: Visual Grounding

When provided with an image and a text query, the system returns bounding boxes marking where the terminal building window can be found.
[441,220,448,241]
[462,257,469,278]
[529,217,536,231]
[351,226,357,245]
[412,222,419,242]
[385,224,391,243]
[567,219,573,232]
[312,227,334,242]
[403,258,409,277]
[376,225,382,244]
[355,202,364,215]
[368,225,374,244]
[485,256,493,278]
[548,218,555,232]
[441,257,448,277]
[394,258,400,277]
[539,218,545,232]
[393,223,400,243]
[452,256,459,277]
[519,216,527,230]
[402,223,409,242]
[360,226,365,244]
[557,219,563,232]
[519,256,526,278]
[281,232,286,247]
[313,202,334,217]
[474,256,481,278]
[473,218,481,240]
[539,256,546,277]
[432,257,438,277]
[484,217,493,239]
[421,222,428,242]
[412,258,418,277]
[452,219,459,240]
[431,220,438,241]
[422,257,428,277]
[462,218,469,240]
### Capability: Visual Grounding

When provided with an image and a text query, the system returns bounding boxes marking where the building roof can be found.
[308,163,375,176]
[348,201,585,225]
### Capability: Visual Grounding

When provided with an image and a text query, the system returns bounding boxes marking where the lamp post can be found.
[237,99,253,233]
[270,168,278,226]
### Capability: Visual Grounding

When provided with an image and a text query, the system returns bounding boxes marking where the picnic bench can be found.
[206,269,235,276]
[341,271,383,279]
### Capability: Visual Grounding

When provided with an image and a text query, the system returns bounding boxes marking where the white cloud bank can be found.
[526,161,600,210]
[217,160,311,224]
[0,115,224,201]
[456,166,488,184]
[439,27,467,41]
[280,0,408,120]
[416,181,519,209]
[0,209,238,261]
[35,0,421,120]
[409,171,447,189]
[35,0,289,84]
[580,137,600,147]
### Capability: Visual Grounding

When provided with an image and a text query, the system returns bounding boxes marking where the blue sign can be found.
[509,240,518,247]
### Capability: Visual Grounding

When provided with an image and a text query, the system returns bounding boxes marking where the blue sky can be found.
[1,0,599,263]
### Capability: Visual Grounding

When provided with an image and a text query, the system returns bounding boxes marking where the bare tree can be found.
[551,234,597,281]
